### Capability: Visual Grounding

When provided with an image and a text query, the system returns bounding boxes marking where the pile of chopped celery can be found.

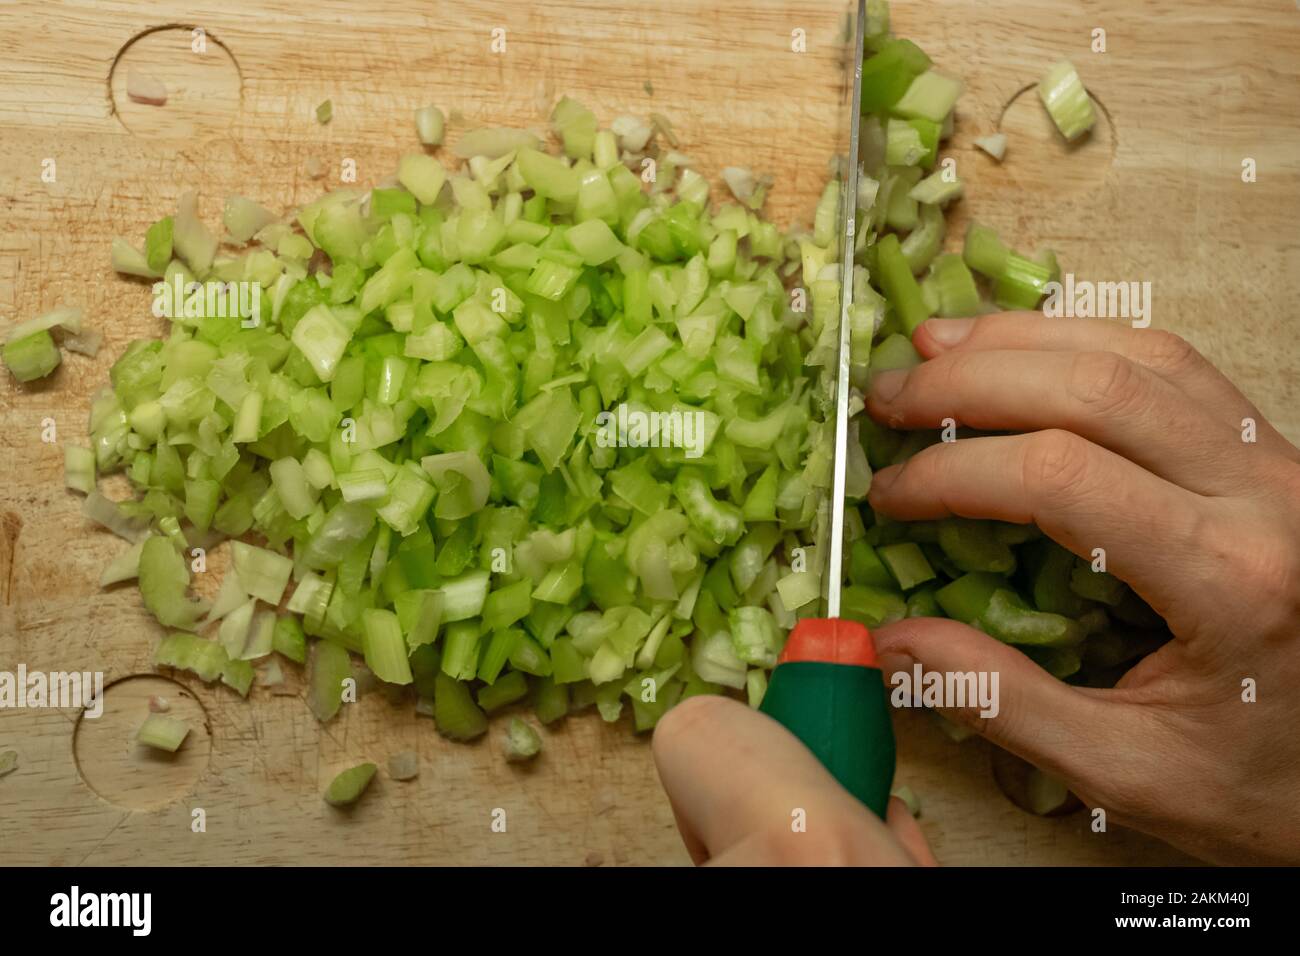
[76,94,848,739]
[59,0,1163,767]
[845,0,1168,686]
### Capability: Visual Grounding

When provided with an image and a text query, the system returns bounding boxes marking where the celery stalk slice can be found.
[136,714,190,752]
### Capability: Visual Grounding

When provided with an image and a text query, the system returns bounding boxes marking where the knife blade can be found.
[757,0,897,817]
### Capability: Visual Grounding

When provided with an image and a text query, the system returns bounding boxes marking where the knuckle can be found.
[1066,350,1146,417]
[1139,329,1201,376]
[1021,429,1094,500]
[1237,537,1300,629]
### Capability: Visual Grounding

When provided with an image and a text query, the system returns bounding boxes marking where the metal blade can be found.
[824,0,866,620]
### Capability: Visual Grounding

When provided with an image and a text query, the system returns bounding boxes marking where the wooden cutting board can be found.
[2,0,1297,866]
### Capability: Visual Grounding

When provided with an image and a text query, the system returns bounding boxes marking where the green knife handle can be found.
[758,618,896,817]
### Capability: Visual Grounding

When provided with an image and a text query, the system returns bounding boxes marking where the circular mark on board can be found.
[990,83,1116,197]
[72,674,212,811]
[108,25,242,138]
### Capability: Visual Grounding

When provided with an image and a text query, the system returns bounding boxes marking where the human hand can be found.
[652,694,935,865]
[865,313,1300,864]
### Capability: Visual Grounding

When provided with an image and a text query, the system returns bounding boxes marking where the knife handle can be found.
[758,618,896,817]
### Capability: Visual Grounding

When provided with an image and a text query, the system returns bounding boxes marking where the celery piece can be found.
[315,99,333,124]
[414,105,445,146]
[876,234,932,335]
[870,332,922,371]
[291,304,353,382]
[934,572,1004,624]
[139,536,206,630]
[478,628,522,684]
[398,154,447,205]
[532,676,569,724]
[3,329,61,382]
[517,148,579,202]
[745,669,767,709]
[906,588,941,618]
[860,39,930,114]
[979,589,1082,648]
[434,671,488,740]
[937,519,1016,574]
[964,221,1010,279]
[478,669,529,711]
[272,615,307,664]
[1069,563,1128,607]
[231,540,293,606]
[136,714,190,752]
[885,118,925,166]
[362,608,413,684]
[308,639,352,722]
[909,168,963,206]
[503,716,542,762]
[842,585,907,627]
[155,632,228,682]
[877,542,936,590]
[893,71,962,123]
[928,254,981,317]
[221,658,255,697]
[995,253,1053,310]
[324,763,379,807]
[728,606,783,668]
[64,446,95,495]
[144,217,174,274]
[849,540,895,589]
[440,620,482,680]
[565,219,623,265]
[900,203,946,274]
[1038,60,1096,142]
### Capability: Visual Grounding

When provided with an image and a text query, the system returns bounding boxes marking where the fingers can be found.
[868,348,1251,496]
[867,430,1221,627]
[873,617,1165,814]
[652,694,917,865]
[886,797,938,866]
[913,314,1299,461]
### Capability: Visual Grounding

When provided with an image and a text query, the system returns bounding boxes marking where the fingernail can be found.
[870,369,908,403]
[925,317,975,349]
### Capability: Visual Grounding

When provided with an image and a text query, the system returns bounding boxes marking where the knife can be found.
[758,0,897,817]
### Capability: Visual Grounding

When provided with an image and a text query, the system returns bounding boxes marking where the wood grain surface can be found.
[1,0,1297,866]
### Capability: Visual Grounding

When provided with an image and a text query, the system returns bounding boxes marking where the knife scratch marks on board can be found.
[1,511,21,606]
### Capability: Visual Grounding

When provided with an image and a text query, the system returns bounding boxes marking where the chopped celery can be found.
[415,104,445,146]
[136,714,190,752]
[877,542,936,590]
[478,669,529,711]
[324,763,378,807]
[892,71,962,123]
[154,632,228,682]
[308,639,352,722]
[1038,60,1096,142]
[503,716,542,762]
[138,536,206,629]
[63,41,1150,776]
[362,608,413,684]
[4,330,61,382]
[927,254,981,317]
[64,446,95,495]
[434,671,488,740]
[876,234,932,334]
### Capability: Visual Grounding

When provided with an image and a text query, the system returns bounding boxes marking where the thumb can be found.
[652,694,918,865]
[872,617,1149,803]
